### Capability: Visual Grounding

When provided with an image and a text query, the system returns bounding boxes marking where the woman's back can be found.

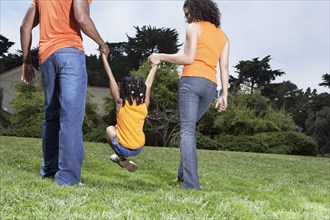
[182,21,227,84]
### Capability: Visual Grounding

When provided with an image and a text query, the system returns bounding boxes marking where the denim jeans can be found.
[177,77,217,190]
[112,136,142,157]
[39,47,87,186]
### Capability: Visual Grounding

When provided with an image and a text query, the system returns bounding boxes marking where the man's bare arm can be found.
[73,0,109,56]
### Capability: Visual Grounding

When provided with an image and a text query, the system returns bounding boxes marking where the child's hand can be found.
[150,63,158,68]
[101,52,108,62]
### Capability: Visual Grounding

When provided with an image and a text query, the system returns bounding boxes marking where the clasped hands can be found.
[147,53,161,66]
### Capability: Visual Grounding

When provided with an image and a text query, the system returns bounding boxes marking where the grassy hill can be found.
[0,136,329,219]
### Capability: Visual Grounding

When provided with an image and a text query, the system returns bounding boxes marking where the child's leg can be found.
[106,126,117,143]
[106,126,117,151]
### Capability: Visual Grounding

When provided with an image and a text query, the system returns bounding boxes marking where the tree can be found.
[9,81,44,128]
[84,26,181,88]
[132,61,180,146]
[85,54,106,87]
[9,80,101,137]
[319,73,330,89]
[0,35,39,73]
[83,91,101,134]
[0,87,3,109]
[213,90,296,136]
[0,34,15,57]
[102,95,116,127]
[306,106,330,155]
[106,42,132,83]
[233,55,285,93]
[198,101,218,137]
[126,25,182,71]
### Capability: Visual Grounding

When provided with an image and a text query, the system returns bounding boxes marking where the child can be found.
[101,53,157,172]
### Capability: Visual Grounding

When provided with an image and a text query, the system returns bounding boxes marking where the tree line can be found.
[0,28,329,156]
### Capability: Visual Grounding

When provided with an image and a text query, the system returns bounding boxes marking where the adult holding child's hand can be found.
[20,0,109,186]
[148,0,230,190]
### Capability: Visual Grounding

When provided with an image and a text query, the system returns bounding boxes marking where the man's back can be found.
[33,0,89,64]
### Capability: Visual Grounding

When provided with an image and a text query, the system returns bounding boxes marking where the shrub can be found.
[169,131,222,150]
[256,131,318,156]
[215,132,318,156]
[84,129,107,143]
[216,135,271,153]
[1,125,42,138]
[214,91,296,136]
[0,111,11,128]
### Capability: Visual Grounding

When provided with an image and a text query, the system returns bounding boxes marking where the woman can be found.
[148,0,229,190]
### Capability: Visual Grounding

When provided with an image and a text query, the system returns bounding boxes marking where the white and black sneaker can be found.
[109,154,138,172]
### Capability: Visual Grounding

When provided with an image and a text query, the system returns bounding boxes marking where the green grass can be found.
[0,136,329,219]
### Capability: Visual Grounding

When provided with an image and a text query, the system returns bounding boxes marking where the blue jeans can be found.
[177,77,217,190]
[39,47,87,186]
[111,136,142,157]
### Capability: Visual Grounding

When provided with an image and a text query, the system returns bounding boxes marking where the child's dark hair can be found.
[119,76,146,106]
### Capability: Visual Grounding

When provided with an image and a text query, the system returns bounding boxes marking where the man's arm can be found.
[20,3,39,84]
[73,0,109,57]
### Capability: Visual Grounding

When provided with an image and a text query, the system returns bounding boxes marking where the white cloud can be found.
[1,0,329,93]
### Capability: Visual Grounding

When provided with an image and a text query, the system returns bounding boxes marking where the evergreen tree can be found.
[319,73,330,89]
[233,55,285,93]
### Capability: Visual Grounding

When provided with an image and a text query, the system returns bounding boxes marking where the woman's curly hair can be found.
[183,0,221,27]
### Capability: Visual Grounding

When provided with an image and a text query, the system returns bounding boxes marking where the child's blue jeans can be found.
[112,136,142,157]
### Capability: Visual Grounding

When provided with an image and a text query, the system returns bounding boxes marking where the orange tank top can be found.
[182,21,227,84]
[32,0,92,64]
[116,100,148,149]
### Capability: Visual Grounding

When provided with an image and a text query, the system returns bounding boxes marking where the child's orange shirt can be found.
[32,0,92,64]
[182,21,227,84]
[116,100,148,150]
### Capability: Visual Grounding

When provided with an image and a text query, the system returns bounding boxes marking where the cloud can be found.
[1,0,329,93]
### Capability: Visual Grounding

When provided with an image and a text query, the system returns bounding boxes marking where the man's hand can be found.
[21,63,35,84]
[99,43,109,58]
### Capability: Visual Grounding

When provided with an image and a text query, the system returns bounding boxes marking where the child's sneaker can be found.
[109,154,138,172]
[110,154,120,164]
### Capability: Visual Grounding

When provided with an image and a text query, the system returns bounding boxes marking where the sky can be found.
[1,0,329,93]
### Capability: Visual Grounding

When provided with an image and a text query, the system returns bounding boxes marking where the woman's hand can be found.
[215,95,227,113]
[148,53,161,65]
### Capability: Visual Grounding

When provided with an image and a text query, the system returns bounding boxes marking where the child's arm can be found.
[144,64,158,107]
[101,53,120,102]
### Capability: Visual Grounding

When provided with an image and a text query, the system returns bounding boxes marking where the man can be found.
[20,0,109,186]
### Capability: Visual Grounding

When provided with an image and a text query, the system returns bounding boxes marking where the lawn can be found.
[0,136,329,219]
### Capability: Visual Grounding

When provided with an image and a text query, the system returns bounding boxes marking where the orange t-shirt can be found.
[116,100,148,150]
[182,21,227,84]
[32,0,92,64]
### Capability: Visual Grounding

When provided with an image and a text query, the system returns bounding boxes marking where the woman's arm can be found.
[101,54,120,102]
[148,23,199,65]
[144,64,158,107]
[215,35,230,112]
